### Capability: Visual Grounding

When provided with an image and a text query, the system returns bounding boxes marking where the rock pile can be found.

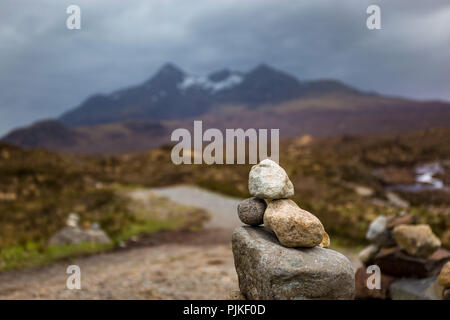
[232,159,355,300]
[355,212,450,300]
[48,213,111,246]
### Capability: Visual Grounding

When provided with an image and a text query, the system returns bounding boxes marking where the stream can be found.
[387,162,449,192]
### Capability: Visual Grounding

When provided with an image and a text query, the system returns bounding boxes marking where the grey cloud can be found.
[0,0,449,135]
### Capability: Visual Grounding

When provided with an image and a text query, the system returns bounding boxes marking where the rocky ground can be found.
[0,185,359,299]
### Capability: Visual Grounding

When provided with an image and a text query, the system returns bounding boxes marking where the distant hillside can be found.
[2,63,450,154]
[2,119,169,154]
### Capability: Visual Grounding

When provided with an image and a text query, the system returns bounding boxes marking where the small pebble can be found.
[237,197,266,226]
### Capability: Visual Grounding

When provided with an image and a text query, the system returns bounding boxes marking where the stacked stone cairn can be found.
[48,213,111,246]
[232,159,355,300]
[356,213,450,300]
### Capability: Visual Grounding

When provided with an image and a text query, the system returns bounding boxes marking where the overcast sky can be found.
[0,0,449,136]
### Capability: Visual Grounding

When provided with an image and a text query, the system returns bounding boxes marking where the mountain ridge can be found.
[58,63,367,127]
[2,63,450,154]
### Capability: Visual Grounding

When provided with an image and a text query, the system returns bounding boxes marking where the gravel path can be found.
[0,229,237,300]
[152,185,242,230]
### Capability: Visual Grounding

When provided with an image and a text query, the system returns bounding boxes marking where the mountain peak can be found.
[149,63,185,84]
[159,63,184,74]
[246,63,300,83]
[249,63,277,74]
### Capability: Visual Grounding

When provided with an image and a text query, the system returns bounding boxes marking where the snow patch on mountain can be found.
[178,73,243,93]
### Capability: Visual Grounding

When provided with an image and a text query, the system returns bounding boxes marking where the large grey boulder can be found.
[232,226,355,300]
[248,159,294,199]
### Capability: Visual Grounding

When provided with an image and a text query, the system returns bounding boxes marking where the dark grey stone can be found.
[237,197,266,226]
[390,277,443,300]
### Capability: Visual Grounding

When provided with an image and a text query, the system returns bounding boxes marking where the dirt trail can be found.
[0,185,359,299]
[0,229,237,299]
[151,185,242,230]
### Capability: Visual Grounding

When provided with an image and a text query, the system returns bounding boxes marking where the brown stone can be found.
[374,247,450,278]
[393,224,441,258]
[355,267,398,300]
[386,213,418,229]
[438,261,450,288]
[319,232,330,248]
[263,199,324,247]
